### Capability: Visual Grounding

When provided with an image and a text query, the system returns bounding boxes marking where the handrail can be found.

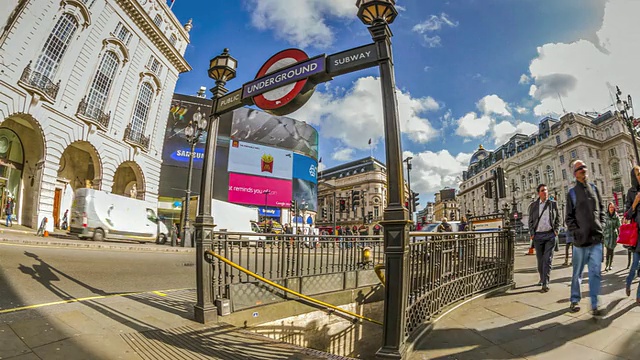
[204,249,383,326]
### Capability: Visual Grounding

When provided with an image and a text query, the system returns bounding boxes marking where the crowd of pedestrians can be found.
[528,159,640,317]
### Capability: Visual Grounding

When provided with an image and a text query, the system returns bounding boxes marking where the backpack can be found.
[568,183,598,207]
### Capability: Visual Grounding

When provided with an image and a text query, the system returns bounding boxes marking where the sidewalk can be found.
[410,244,640,360]
[0,227,194,253]
[0,288,348,359]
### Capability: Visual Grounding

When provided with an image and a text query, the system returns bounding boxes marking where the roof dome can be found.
[469,145,489,166]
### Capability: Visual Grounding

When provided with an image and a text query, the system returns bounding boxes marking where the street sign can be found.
[242,49,326,105]
[215,88,243,115]
[327,43,379,77]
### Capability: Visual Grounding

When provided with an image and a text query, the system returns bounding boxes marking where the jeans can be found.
[5,214,11,227]
[626,251,640,299]
[570,243,602,310]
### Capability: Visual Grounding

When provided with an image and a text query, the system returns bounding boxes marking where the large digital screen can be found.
[227,140,293,180]
[293,178,318,212]
[230,107,319,159]
[161,94,212,169]
[228,173,292,207]
[292,153,318,184]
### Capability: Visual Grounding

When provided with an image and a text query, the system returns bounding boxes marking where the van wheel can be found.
[158,234,167,245]
[93,228,105,242]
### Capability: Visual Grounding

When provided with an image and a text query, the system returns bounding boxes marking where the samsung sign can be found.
[170,147,205,163]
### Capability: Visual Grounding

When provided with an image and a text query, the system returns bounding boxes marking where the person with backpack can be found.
[5,197,14,227]
[528,184,561,293]
[624,165,640,304]
[566,160,605,316]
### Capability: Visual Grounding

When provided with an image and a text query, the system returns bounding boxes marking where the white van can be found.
[69,188,169,243]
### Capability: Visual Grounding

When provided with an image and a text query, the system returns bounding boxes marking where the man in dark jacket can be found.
[528,184,561,292]
[566,160,605,315]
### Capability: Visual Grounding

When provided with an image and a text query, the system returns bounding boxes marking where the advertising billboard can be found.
[227,140,293,180]
[228,173,292,207]
[293,178,318,212]
[230,107,319,159]
[292,153,318,184]
[161,94,212,169]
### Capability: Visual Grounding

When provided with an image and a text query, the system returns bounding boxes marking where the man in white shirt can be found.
[528,184,561,292]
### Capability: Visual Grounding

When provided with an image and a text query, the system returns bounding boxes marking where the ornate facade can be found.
[458,111,636,227]
[0,0,190,230]
[317,157,410,232]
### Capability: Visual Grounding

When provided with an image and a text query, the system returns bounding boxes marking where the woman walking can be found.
[623,166,640,303]
[603,202,620,271]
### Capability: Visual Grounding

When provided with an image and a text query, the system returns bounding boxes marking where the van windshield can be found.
[146,209,157,222]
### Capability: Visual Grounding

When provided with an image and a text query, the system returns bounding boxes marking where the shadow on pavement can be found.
[412,298,635,359]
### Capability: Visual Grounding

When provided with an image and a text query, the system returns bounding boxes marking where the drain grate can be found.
[121,324,353,360]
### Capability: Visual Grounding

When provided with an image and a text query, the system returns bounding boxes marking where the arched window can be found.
[85,51,119,119]
[521,175,526,190]
[534,170,540,185]
[528,173,533,187]
[131,83,154,136]
[546,165,554,183]
[34,13,79,78]
[611,161,620,176]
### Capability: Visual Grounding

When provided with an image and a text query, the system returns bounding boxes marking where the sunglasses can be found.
[574,165,587,173]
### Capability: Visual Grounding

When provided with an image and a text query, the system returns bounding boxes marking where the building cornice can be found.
[115,0,191,73]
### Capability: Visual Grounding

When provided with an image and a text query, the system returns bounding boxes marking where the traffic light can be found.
[412,191,420,209]
[484,181,493,198]
[496,167,506,198]
[339,199,346,212]
[290,199,296,208]
[352,190,360,209]
[367,211,373,223]
[322,208,327,218]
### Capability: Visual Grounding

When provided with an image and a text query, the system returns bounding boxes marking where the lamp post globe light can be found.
[181,116,207,248]
[616,86,638,164]
[194,48,237,324]
[356,1,410,358]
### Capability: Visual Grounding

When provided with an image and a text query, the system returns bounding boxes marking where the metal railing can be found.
[123,124,150,150]
[209,232,384,312]
[404,230,514,339]
[77,97,111,130]
[19,61,60,100]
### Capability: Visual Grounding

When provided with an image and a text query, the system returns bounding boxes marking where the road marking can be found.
[0,288,192,314]
[0,241,192,254]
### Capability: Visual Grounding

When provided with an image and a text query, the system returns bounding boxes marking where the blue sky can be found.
[168,0,638,204]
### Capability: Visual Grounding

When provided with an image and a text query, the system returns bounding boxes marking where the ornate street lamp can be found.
[356,1,410,358]
[181,116,207,247]
[194,48,237,324]
[616,86,637,164]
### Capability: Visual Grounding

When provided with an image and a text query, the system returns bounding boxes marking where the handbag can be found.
[617,220,638,247]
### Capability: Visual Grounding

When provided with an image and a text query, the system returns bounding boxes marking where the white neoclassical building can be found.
[0,0,191,231]
[458,111,637,227]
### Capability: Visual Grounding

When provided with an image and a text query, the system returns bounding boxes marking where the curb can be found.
[0,237,195,253]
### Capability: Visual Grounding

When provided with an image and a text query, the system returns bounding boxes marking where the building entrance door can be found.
[53,188,62,228]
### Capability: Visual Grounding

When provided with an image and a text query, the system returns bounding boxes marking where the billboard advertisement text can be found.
[228,173,292,207]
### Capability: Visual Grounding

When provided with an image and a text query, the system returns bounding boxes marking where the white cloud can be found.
[246,0,354,48]
[290,76,440,149]
[492,120,538,145]
[455,112,492,138]
[519,74,531,84]
[318,162,327,172]
[423,65,431,72]
[332,148,354,161]
[515,106,529,114]
[527,0,640,116]
[477,94,511,116]
[402,150,472,208]
[412,13,458,48]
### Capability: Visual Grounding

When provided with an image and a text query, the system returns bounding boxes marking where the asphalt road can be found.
[0,242,196,311]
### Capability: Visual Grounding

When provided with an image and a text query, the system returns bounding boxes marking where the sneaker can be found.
[592,308,603,317]
[541,285,550,293]
[569,302,580,313]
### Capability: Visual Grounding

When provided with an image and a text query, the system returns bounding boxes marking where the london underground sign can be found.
[212,44,380,117]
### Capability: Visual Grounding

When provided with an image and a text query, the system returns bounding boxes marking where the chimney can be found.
[196,86,207,98]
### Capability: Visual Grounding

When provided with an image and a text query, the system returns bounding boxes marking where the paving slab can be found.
[0,324,31,359]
